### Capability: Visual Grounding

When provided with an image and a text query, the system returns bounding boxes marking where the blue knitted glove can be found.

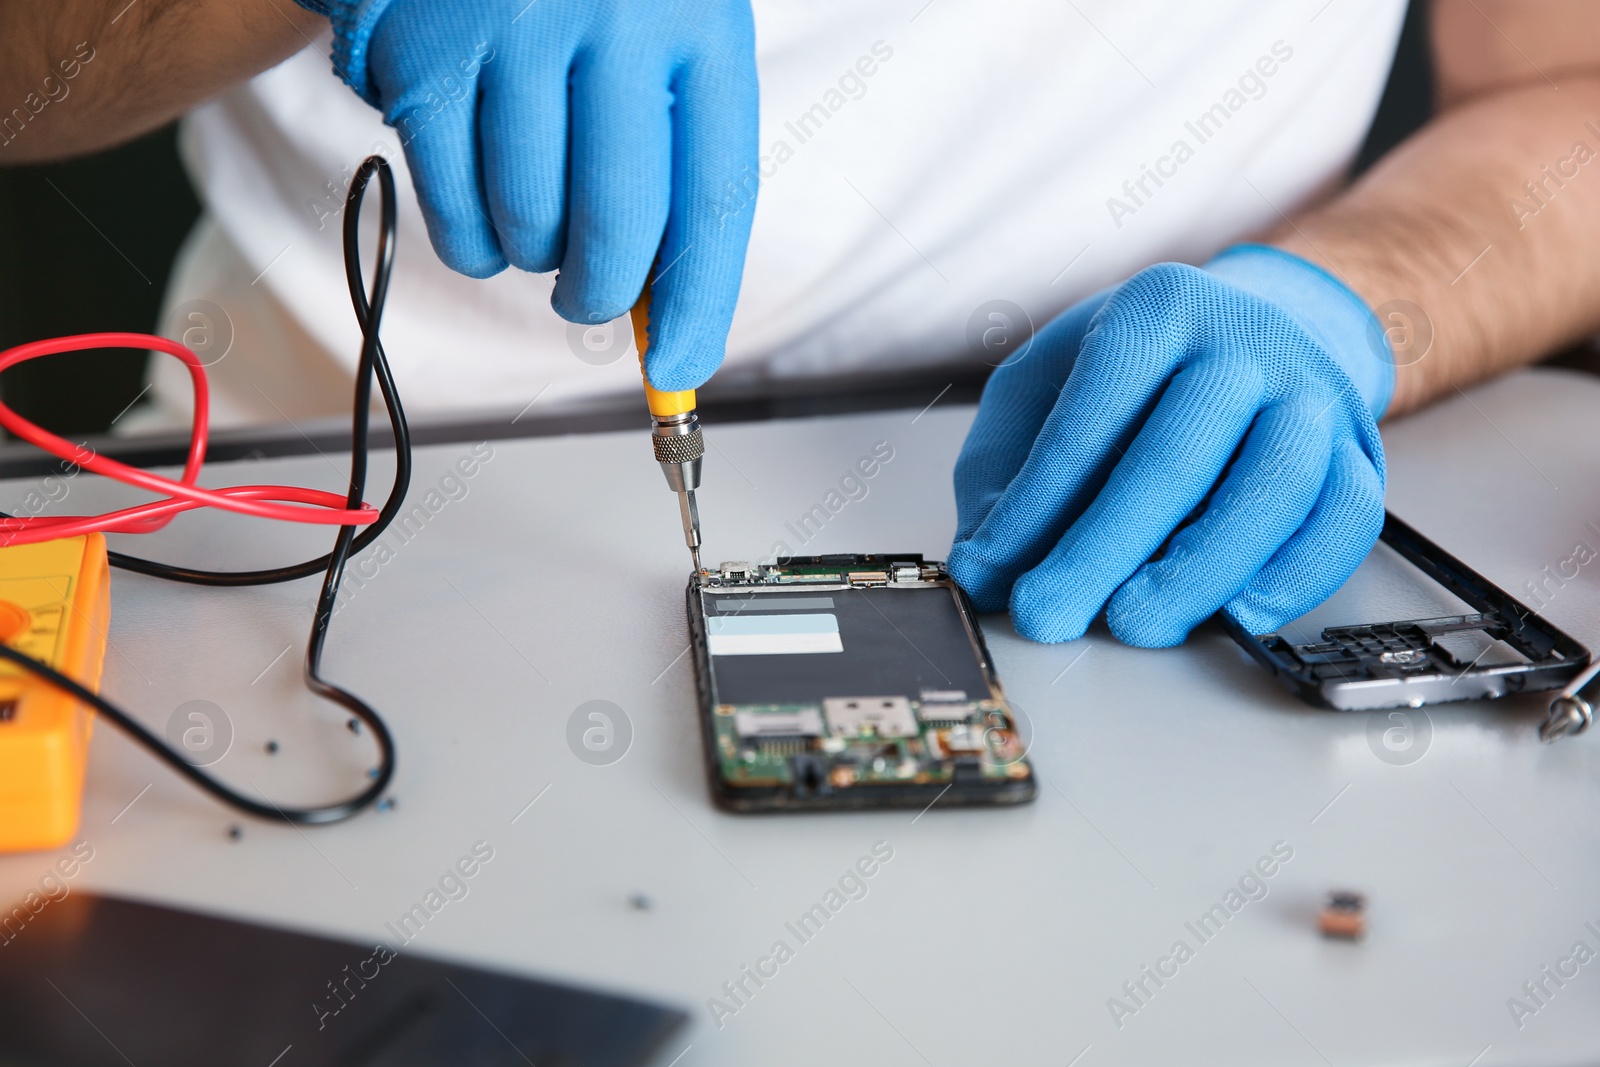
[947,245,1393,647]
[292,0,758,390]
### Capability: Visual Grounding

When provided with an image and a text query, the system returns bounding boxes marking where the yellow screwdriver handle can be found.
[630,284,696,419]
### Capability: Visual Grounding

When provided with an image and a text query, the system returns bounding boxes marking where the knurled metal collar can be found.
[652,427,704,463]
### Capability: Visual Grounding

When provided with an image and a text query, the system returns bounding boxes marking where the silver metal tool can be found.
[650,408,704,574]
[630,282,706,574]
[1545,659,1598,741]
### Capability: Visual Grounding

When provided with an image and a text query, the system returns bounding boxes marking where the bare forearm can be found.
[1271,75,1600,416]
[0,0,324,163]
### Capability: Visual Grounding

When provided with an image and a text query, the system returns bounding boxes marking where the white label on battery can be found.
[707,613,843,655]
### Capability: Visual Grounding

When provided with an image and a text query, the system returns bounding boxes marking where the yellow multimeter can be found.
[0,534,111,853]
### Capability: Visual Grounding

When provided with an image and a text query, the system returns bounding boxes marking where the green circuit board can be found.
[689,554,1037,811]
[713,697,1030,792]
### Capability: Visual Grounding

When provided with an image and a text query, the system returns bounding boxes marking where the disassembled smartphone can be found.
[687,554,1037,813]
[1226,513,1590,721]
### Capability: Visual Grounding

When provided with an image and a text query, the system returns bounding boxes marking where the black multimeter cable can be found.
[105,159,413,587]
[0,155,405,825]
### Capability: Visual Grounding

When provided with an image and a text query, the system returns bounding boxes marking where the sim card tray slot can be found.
[1224,512,1591,713]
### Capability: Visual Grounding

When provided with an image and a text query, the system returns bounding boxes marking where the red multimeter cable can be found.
[0,156,408,825]
[0,332,378,541]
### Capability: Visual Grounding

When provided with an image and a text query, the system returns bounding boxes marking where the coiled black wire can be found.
[0,155,406,825]
[106,163,413,585]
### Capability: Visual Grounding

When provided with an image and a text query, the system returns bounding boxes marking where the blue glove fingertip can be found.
[1105,569,1196,649]
[639,248,747,391]
[946,542,1013,614]
[644,347,720,393]
[1008,566,1096,645]
[1221,594,1286,638]
[1008,597,1092,645]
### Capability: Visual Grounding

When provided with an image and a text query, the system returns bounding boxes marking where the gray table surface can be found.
[2,367,1599,1067]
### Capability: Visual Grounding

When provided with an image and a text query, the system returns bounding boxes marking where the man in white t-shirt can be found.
[5,1,1600,648]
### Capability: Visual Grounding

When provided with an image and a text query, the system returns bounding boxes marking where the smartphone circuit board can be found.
[687,554,1037,813]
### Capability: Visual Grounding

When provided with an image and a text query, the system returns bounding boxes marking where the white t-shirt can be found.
[149,0,1407,428]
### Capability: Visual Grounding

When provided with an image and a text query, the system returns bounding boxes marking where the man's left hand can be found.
[947,245,1394,647]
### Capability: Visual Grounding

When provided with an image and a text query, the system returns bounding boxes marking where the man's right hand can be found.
[308,0,759,391]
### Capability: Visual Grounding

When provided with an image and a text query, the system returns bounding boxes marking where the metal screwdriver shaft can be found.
[630,285,705,574]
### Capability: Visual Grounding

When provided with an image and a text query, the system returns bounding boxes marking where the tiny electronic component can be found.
[1319,890,1367,940]
[733,708,824,739]
[1228,513,1590,726]
[822,696,917,739]
[687,553,1037,812]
